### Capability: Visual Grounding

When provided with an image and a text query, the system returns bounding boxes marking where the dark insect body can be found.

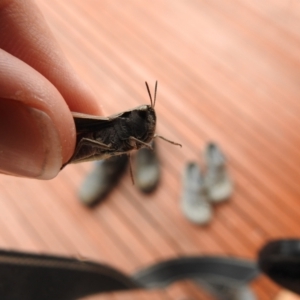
[62,81,181,169]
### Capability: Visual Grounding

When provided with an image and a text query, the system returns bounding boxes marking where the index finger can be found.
[0,0,103,115]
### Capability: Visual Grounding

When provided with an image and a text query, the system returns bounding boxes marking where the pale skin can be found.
[276,291,300,300]
[0,0,103,179]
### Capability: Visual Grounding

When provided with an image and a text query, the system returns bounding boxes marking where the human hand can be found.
[0,0,103,179]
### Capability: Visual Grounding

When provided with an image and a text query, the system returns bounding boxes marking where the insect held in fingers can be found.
[62,81,182,170]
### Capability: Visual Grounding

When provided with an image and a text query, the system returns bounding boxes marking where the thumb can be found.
[0,49,76,179]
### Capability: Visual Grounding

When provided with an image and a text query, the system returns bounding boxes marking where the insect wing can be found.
[72,105,150,133]
[72,112,120,134]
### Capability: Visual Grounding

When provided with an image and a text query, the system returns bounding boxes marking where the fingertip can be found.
[0,100,63,179]
[66,79,104,116]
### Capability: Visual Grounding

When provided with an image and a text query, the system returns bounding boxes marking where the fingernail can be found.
[0,99,62,179]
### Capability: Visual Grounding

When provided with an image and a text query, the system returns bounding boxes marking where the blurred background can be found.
[1,0,300,298]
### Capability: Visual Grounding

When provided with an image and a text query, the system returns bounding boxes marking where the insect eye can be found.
[138,110,147,119]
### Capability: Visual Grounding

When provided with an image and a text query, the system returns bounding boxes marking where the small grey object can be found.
[204,142,233,203]
[134,141,160,193]
[181,162,212,225]
[78,155,128,206]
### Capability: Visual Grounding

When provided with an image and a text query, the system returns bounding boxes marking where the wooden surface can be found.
[1,0,300,298]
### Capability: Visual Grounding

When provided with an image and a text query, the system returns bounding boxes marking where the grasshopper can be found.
[62,82,181,169]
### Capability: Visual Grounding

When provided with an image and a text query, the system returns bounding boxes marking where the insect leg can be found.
[153,134,182,147]
[128,153,134,185]
[70,138,113,164]
[77,138,112,150]
[129,136,153,150]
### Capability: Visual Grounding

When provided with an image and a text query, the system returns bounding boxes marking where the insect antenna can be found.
[145,81,158,108]
[145,81,153,107]
[153,80,158,107]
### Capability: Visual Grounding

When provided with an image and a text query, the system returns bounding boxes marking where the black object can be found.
[134,256,258,300]
[134,256,258,288]
[0,250,139,300]
[0,250,259,300]
[258,239,300,295]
